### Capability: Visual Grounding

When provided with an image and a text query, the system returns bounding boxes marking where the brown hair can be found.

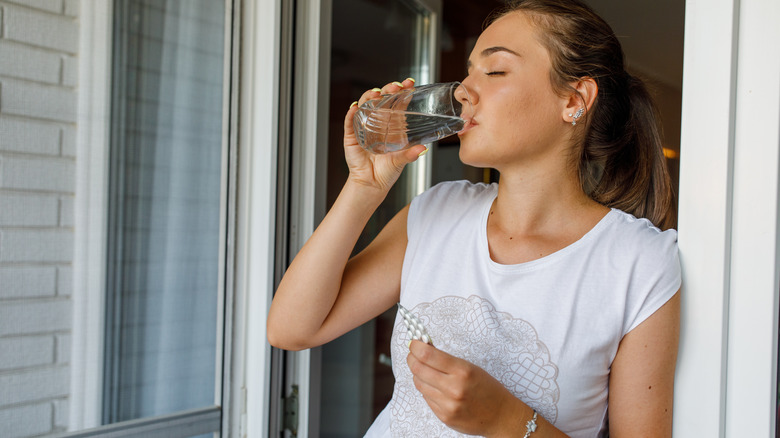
[488,0,676,230]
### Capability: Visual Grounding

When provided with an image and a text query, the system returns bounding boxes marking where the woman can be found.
[267,0,681,436]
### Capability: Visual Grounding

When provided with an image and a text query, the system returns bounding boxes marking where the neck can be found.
[490,165,600,236]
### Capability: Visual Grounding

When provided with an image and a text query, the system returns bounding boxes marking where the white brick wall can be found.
[3,0,62,15]
[0,193,59,226]
[0,336,54,369]
[0,0,78,436]
[0,40,62,83]
[0,366,70,406]
[3,3,78,53]
[1,78,78,123]
[0,155,75,192]
[0,118,61,155]
[0,403,53,438]
[0,266,57,299]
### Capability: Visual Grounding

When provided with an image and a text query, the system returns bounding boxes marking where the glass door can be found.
[280,0,685,436]
[318,1,441,436]
[274,1,505,436]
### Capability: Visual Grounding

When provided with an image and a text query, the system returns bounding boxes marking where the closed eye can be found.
[486,71,505,76]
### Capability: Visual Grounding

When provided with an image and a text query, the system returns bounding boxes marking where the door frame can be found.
[285,0,333,435]
[256,0,780,436]
[675,0,780,436]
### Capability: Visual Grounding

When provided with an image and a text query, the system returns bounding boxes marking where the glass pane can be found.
[319,1,507,436]
[317,0,684,436]
[320,1,427,436]
[105,0,225,423]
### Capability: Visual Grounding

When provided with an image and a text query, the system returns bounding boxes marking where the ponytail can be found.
[583,74,676,230]
[490,0,677,230]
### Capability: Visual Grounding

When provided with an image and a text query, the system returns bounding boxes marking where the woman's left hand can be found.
[406,340,524,437]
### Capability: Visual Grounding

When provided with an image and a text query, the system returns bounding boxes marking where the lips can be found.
[458,117,477,136]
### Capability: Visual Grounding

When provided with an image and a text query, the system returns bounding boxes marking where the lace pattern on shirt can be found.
[389,295,560,437]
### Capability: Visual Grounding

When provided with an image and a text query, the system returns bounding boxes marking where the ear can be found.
[562,77,598,125]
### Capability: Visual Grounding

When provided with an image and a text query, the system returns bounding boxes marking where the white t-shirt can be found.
[365,181,681,438]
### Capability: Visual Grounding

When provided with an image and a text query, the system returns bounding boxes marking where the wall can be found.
[0,0,79,436]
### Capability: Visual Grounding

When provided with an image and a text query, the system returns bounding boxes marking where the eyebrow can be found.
[466,46,522,69]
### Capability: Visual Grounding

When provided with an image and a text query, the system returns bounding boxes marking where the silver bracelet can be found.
[522,410,538,438]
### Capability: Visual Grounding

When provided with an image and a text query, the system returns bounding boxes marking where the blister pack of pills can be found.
[398,303,434,346]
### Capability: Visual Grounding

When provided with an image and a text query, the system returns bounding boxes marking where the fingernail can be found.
[393,81,404,88]
[405,77,416,83]
[407,340,412,349]
[350,101,358,108]
[418,147,429,157]
[371,88,382,93]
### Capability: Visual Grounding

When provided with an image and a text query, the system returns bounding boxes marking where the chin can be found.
[457,138,490,168]
[458,147,492,170]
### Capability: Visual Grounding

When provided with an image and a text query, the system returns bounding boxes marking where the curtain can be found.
[107,0,225,422]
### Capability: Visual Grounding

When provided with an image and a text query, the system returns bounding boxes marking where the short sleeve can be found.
[406,180,489,243]
[622,226,681,335]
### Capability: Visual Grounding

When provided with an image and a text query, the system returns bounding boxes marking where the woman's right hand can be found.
[343,78,428,193]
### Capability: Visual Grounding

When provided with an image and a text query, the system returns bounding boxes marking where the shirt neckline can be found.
[478,186,617,273]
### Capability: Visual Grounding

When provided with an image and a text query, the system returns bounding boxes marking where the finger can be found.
[410,350,479,407]
[414,384,454,428]
[344,100,360,138]
[408,353,450,399]
[399,145,428,163]
[369,141,425,165]
[412,374,449,410]
[357,78,415,109]
[409,339,455,374]
[407,344,455,393]
[356,87,382,107]
[380,80,407,95]
[413,374,467,427]
[384,145,428,171]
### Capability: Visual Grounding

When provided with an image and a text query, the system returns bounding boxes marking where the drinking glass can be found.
[352,82,472,154]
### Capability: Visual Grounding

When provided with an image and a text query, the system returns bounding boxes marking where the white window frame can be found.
[72,0,113,428]
[234,0,282,436]
[675,0,780,436]
[283,0,333,435]
[724,0,780,434]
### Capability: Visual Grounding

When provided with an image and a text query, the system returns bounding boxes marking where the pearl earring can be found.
[569,108,584,126]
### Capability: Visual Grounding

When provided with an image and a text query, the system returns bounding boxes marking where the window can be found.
[57,0,235,436]
[103,0,228,426]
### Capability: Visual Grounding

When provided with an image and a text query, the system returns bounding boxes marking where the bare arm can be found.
[267,78,426,351]
[267,189,410,350]
[607,291,681,437]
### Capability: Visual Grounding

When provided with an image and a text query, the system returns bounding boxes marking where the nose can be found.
[454,81,475,117]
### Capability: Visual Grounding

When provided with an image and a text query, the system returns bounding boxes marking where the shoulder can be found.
[412,180,495,210]
[407,180,495,238]
[602,209,678,260]
[602,210,681,335]
[594,209,680,288]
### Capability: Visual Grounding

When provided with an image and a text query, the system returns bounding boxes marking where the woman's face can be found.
[456,11,571,171]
